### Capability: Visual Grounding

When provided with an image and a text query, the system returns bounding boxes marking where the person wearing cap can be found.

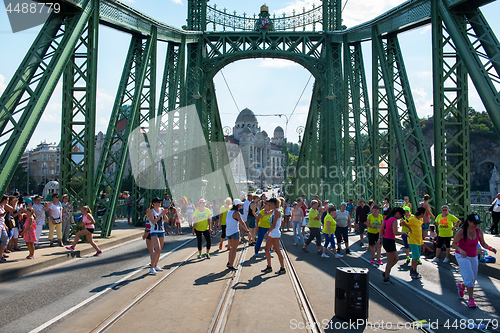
[335,202,352,254]
[261,198,286,275]
[432,205,461,263]
[254,200,273,257]
[225,199,251,271]
[452,213,497,308]
[193,198,213,259]
[147,197,168,274]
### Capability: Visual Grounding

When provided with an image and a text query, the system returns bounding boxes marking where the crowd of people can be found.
[1,189,498,309]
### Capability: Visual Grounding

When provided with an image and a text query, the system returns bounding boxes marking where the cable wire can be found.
[342,0,349,13]
[289,74,313,120]
[221,70,240,112]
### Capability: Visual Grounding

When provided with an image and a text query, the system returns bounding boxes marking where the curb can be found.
[0,231,143,283]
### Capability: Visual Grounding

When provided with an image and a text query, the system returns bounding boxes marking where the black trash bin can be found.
[335,267,369,321]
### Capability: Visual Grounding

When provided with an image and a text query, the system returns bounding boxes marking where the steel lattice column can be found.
[432,3,470,219]
[93,30,156,237]
[344,42,373,201]
[60,0,99,211]
[375,33,435,210]
[0,0,94,194]
[438,2,500,136]
[372,28,396,205]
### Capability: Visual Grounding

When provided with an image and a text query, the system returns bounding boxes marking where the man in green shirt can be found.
[302,200,325,254]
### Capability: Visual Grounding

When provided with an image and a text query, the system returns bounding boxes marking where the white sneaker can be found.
[335,254,344,258]
[293,242,297,246]
[150,268,157,275]
[321,253,330,258]
[432,257,439,263]
[443,257,450,263]
[154,267,164,271]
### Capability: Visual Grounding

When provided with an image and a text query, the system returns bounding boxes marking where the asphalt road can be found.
[0,234,192,333]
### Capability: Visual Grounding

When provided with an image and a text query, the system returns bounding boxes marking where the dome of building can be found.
[274,126,284,137]
[236,108,258,123]
[261,130,268,137]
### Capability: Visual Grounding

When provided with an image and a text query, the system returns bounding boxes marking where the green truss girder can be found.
[344,42,373,201]
[93,29,157,237]
[0,0,94,195]
[438,2,500,137]
[432,3,470,219]
[374,33,435,210]
[372,28,396,205]
[60,0,99,210]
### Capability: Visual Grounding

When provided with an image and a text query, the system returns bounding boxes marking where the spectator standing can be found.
[44,193,64,247]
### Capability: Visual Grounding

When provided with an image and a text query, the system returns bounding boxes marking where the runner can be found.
[401,207,412,263]
[261,198,286,275]
[335,202,352,254]
[168,204,182,234]
[142,204,154,268]
[366,205,383,265]
[283,198,291,232]
[219,197,232,251]
[66,206,102,257]
[400,207,426,279]
[433,205,462,263]
[225,199,251,271]
[420,194,435,254]
[380,207,407,284]
[247,195,259,246]
[291,201,304,245]
[452,213,497,307]
[254,201,273,257]
[193,198,212,259]
[241,194,252,241]
[147,197,168,274]
[298,198,307,238]
[322,206,342,258]
[302,200,324,255]
[355,199,370,248]
[186,199,195,228]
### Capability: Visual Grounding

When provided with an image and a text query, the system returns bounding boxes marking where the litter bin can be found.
[335,267,369,321]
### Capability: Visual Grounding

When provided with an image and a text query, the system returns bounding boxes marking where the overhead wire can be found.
[221,69,240,113]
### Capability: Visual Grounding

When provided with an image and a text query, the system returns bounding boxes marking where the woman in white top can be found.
[262,198,286,275]
[225,199,251,271]
[148,197,168,275]
[490,193,500,235]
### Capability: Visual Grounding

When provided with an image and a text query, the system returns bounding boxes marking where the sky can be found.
[0,0,499,149]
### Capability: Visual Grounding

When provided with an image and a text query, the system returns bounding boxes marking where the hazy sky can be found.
[0,0,499,148]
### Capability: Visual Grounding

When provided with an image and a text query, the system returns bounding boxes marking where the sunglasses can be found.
[442,209,448,211]
[473,222,480,225]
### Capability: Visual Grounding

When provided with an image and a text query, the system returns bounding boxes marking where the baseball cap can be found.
[467,213,482,224]
[152,197,161,204]
[403,206,411,212]
[198,198,206,204]
[233,199,243,206]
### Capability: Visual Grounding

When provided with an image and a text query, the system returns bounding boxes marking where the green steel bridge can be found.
[0,0,499,237]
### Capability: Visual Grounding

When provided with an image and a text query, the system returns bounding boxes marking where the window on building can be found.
[43,154,47,161]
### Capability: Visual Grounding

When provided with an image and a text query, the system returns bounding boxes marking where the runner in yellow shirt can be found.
[192,198,212,259]
[218,197,232,251]
[366,205,383,265]
[321,206,343,258]
[401,207,425,279]
[432,205,461,263]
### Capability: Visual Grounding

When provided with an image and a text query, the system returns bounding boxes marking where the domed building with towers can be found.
[226,108,286,187]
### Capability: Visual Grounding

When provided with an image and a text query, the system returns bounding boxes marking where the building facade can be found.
[226,108,285,187]
[20,142,60,184]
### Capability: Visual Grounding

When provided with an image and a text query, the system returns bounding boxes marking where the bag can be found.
[489,204,494,212]
[52,217,62,224]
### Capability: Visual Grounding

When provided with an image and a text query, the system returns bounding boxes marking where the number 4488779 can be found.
[5,2,61,14]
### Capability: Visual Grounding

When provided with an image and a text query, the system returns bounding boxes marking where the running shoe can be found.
[411,272,422,279]
[228,266,238,271]
[26,255,34,259]
[321,253,330,258]
[382,277,394,285]
[468,298,477,308]
[443,257,450,263]
[66,246,75,251]
[261,266,272,273]
[253,253,261,257]
[370,258,375,264]
[301,247,309,253]
[227,246,232,251]
[335,254,343,258]
[275,268,286,275]
[150,268,157,275]
[418,259,422,265]
[293,242,297,246]
[458,283,465,298]
[93,250,102,257]
[205,253,211,259]
[227,262,230,267]
[346,249,351,254]
[154,267,164,272]
[377,260,383,265]
[317,249,323,255]
[432,257,439,263]
[198,254,203,259]
[219,242,223,250]
[406,256,411,263]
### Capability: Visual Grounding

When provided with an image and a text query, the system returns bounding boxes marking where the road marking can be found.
[29,237,195,333]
